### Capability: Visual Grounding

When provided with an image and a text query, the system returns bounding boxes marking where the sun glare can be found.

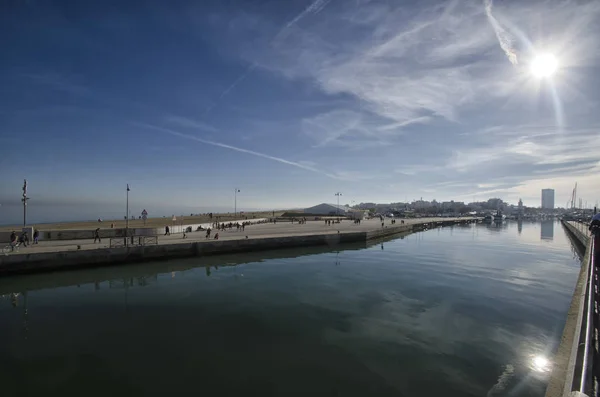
[530,53,558,78]
[532,355,551,372]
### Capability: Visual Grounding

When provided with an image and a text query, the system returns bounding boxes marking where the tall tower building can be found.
[541,189,555,209]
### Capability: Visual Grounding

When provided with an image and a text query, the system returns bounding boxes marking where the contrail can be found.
[201,63,257,116]
[484,0,518,65]
[134,122,340,179]
[204,0,332,116]
[280,0,330,34]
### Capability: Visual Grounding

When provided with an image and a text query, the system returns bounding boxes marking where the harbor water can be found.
[0,220,581,396]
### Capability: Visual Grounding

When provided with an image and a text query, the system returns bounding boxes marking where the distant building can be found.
[518,198,523,217]
[541,189,555,209]
[304,203,349,215]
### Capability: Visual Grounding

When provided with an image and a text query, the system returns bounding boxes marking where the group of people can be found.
[162,221,253,240]
[324,219,340,226]
[204,228,219,240]
[213,222,250,232]
[8,229,39,250]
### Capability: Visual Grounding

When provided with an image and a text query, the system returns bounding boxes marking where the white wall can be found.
[0,219,269,243]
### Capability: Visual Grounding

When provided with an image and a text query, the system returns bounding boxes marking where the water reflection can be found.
[531,355,551,373]
[486,221,509,232]
[541,220,554,241]
[0,222,583,397]
[518,219,523,235]
[0,239,387,296]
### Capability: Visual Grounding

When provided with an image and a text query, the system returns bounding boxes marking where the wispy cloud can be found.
[241,0,507,124]
[483,0,518,65]
[21,73,92,97]
[202,0,332,117]
[446,125,600,172]
[301,109,429,149]
[302,109,372,148]
[133,122,343,180]
[377,116,432,132]
[165,115,218,132]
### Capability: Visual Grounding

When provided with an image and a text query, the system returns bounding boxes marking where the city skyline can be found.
[0,182,590,226]
[1,0,600,223]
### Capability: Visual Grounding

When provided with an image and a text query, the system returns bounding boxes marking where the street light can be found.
[234,188,240,218]
[335,192,342,219]
[22,179,29,227]
[125,184,130,246]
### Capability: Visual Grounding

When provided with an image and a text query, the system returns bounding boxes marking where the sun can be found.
[530,53,558,78]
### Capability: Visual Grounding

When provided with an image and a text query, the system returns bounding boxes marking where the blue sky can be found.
[1,0,600,223]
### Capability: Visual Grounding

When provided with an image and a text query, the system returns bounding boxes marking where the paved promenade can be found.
[4,217,465,255]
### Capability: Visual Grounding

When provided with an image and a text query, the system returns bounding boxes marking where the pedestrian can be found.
[590,212,600,255]
[165,225,170,236]
[9,231,17,251]
[206,228,211,239]
[19,231,29,247]
[214,233,219,240]
[33,229,39,244]
[94,228,101,243]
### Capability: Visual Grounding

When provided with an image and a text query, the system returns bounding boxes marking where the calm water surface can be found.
[0,221,581,396]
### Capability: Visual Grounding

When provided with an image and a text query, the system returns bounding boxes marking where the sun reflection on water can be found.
[531,355,551,373]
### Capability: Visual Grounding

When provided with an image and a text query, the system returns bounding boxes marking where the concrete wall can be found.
[366,224,412,239]
[151,218,268,236]
[0,228,34,245]
[0,231,366,276]
[562,221,590,248]
[0,218,268,243]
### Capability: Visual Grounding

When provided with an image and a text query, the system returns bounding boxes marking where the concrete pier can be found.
[545,221,592,397]
[0,217,476,276]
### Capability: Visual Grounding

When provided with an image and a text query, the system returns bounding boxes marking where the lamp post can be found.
[126,184,130,246]
[234,188,240,218]
[335,192,342,219]
[22,179,29,227]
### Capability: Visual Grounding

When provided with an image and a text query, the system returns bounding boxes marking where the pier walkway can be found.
[547,220,598,397]
[0,217,476,276]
